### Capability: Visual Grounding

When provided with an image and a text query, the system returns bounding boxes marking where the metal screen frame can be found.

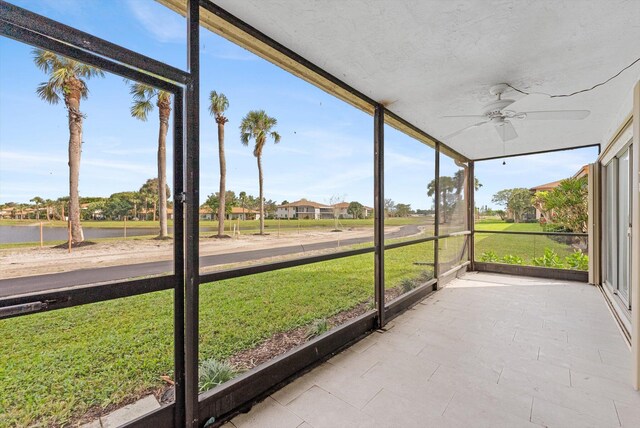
[0,1,473,426]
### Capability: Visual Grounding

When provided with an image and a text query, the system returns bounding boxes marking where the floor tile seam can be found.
[276,382,317,408]
[612,400,623,427]
[360,387,385,411]
[285,384,364,421]
[532,394,623,426]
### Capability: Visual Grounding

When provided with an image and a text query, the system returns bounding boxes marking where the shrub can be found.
[480,251,499,263]
[543,223,572,233]
[505,218,515,223]
[565,250,588,271]
[198,359,237,392]
[399,278,417,293]
[305,318,329,340]
[532,248,564,269]
[417,270,434,282]
[501,255,524,265]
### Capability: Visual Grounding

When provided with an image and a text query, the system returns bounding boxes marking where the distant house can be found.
[331,202,373,219]
[229,206,260,220]
[199,206,213,220]
[276,199,372,219]
[199,206,260,221]
[276,199,333,220]
[530,165,589,220]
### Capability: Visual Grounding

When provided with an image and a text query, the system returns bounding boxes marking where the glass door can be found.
[604,160,616,291]
[617,148,631,306]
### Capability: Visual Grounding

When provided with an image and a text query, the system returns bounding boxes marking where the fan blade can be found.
[495,120,518,142]
[441,115,487,119]
[517,110,590,120]
[444,121,489,140]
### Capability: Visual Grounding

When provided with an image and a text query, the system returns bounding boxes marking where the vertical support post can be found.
[434,143,440,287]
[631,80,640,390]
[468,161,475,270]
[185,0,200,426]
[173,89,186,428]
[374,104,385,328]
[588,162,601,285]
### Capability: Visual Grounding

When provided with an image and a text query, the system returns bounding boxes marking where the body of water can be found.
[0,225,188,244]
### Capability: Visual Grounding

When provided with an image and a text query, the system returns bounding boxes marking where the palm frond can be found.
[208,91,229,116]
[79,79,89,100]
[240,132,251,146]
[32,49,62,74]
[131,99,154,120]
[130,82,157,103]
[239,109,281,155]
[35,81,60,104]
[75,63,105,79]
[270,131,281,144]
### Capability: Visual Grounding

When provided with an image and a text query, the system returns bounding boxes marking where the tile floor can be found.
[223,272,639,428]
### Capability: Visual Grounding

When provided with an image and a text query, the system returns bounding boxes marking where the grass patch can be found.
[0,242,433,427]
[474,220,584,267]
[305,318,329,340]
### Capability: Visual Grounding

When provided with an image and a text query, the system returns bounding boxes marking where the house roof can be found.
[230,207,259,214]
[530,180,563,192]
[530,165,590,192]
[572,165,590,179]
[332,202,350,209]
[278,199,331,209]
[332,202,374,210]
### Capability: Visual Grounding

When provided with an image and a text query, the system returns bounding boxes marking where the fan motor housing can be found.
[482,99,515,117]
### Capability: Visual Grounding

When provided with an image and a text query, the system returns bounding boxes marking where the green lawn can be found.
[0,242,433,427]
[0,219,584,426]
[474,220,585,266]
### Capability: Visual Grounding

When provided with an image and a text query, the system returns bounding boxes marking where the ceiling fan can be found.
[442,84,590,142]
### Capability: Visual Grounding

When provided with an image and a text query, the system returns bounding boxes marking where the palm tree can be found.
[208,91,229,237]
[129,83,172,238]
[239,191,247,220]
[44,198,55,221]
[30,196,44,220]
[240,110,281,235]
[427,176,457,224]
[33,49,104,244]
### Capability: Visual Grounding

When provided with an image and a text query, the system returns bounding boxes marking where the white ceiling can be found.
[213,0,640,160]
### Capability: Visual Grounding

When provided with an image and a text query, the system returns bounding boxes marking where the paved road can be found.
[0,224,423,298]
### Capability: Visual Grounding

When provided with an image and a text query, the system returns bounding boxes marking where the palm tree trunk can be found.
[67,87,84,244]
[257,155,264,234]
[157,106,170,238]
[442,190,448,224]
[217,121,226,236]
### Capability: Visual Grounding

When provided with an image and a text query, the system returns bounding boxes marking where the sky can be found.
[0,0,599,210]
